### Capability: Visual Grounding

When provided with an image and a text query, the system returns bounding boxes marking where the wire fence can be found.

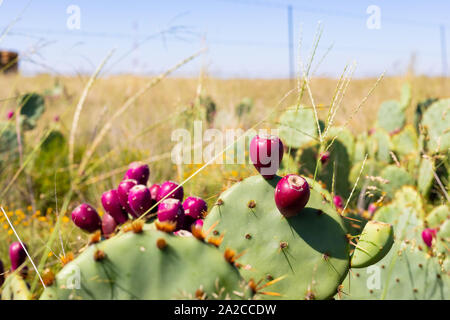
[0,0,448,77]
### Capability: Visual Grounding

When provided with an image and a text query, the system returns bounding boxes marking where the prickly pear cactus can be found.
[426,205,449,229]
[367,128,392,162]
[417,157,435,198]
[40,225,250,300]
[19,93,45,131]
[278,107,319,149]
[340,186,449,300]
[203,175,392,300]
[391,125,418,160]
[0,121,19,163]
[235,97,254,119]
[421,98,450,154]
[380,165,414,196]
[377,101,406,134]
[1,274,32,300]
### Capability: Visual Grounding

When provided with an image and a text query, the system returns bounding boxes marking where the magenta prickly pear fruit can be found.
[101,190,128,224]
[7,110,14,120]
[101,212,117,238]
[319,151,330,165]
[157,181,184,202]
[149,184,160,201]
[117,179,138,214]
[123,162,150,185]
[274,174,310,218]
[71,203,102,233]
[194,219,204,228]
[148,184,161,213]
[9,242,27,271]
[421,228,436,247]
[368,203,377,215]
[183,196,207,219]
[333,195,344,210]
[249,134,284,179]
[421,229,433,247]
[128,185,154,218]
[157,198,184,229]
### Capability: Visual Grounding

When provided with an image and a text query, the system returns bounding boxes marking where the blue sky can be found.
[0,0,449,78]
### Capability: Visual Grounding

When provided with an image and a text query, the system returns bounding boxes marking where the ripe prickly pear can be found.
[101,190,128,224]
[368,203,377,215]
[421,228,436,247]
[101,212,117,238]
[194,219,203,228]
[117,179,138,214]
[249,134,284,179]
[128,185,153,218]
[157,198,184,230]
[148,184,160,213]
[123,162,150,185]
[7,110,14,120]
[182,196,207,219]
[71,203,102,233]
[333,195,344,210]
[157,181,184,202]
[274,174,310,218]
[9,242,27,271]
[319,151,330,165]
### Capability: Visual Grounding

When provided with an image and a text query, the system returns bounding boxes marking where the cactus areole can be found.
[274,174,310,217]
[9,242,27,271]
[249,134,284,179]
[71,203,102,233]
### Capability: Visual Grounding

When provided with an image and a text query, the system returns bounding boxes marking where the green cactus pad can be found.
[351,221,394,269]
[19,93,45,131]
[204,174,351,300]
[40,226,249,300]
[399,83,411,110]
[391,125,418,159]
[418,157,435,198]
[1,274,32,300]
[380,165,414,196]
[426,205,449,228]
[421,98,450,153]
[278,107,319,149]
[368,128,392,162]
[353,133,367,163]
[377,100,405,133]
[325,126,355,160]
[341,241,449,300]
